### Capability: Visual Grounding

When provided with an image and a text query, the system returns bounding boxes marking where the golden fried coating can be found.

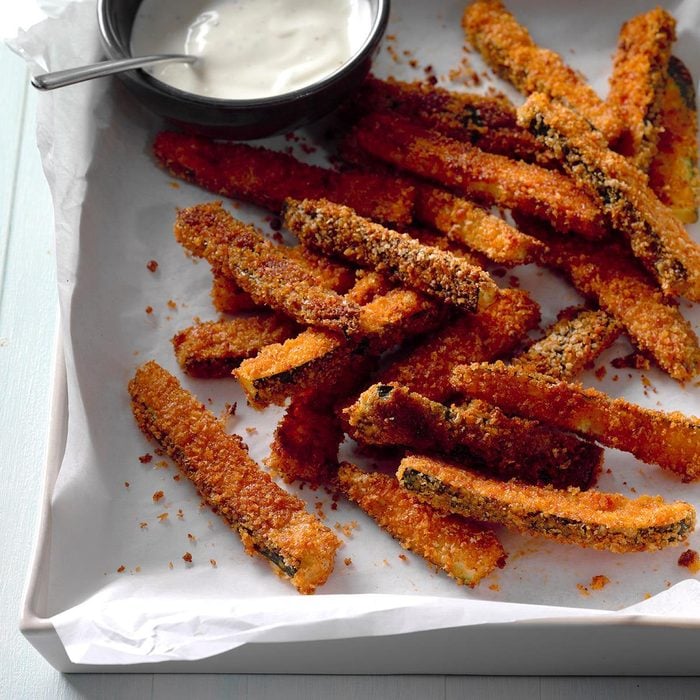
[607,7,676,169]
[153,131,415,226]
[648,56,700,223]
[174,202,360,334]
[517,215,700,382]
[210,273,258,314]
[451,361,700,481]
[380,288,540,402]
[172,314,297,378]
[462,0,622,143]
[352,112,607,239]
[267,389,346,485]
[398,454,695,553]
[284,198,499,312]
[518,92,700,301]
[128,361,340,593]
[349,75,548,164]
[415,185,545,265]
[344,383,601,489]
[338,462,506,586]
[513,309,621,381]
[210,246,354,315]
[236,287,444,407]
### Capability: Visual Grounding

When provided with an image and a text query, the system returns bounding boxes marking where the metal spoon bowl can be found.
[31,54,196,91]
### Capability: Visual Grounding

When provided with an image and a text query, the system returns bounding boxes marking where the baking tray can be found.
[18,0,700,673]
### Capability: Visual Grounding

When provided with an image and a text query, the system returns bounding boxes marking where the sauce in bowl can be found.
[131,0,373,100]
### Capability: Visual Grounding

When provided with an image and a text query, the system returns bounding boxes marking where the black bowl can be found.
[97,0,390,139]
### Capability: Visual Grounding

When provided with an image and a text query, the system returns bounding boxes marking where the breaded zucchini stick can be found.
[517,92,700,301]
[236,287,443,407]
[415,185,545,265]
[451,361,700,481]
[172,314,297,378]
[648,56,700,224]
[350,75,548,164]
[353,112,607,239]
[607,8,676,170]
[380,288,540,402]
[462,0,621,143]
[517,215,700,382]
[174,202,360,335]
[338,463,506,586]
[284,198,500,312]
[209,245,354,315]
[398,455,695,553]
[128,361,340,594]
[344,383,602,489]
[267,389,346,485]
[153,131,415,226]
[513,309,621,381]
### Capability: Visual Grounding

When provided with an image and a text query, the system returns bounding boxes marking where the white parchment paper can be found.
[12,0,700,665]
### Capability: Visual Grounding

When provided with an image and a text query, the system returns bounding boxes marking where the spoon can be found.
[31,54,197,91]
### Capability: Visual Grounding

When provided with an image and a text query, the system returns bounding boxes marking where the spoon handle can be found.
[31,54,196,91]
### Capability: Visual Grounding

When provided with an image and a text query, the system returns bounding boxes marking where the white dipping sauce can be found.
[131,0,373,100]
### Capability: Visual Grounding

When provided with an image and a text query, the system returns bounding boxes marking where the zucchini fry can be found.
[128,361,340,594]
[607,7,676,170]
[344,383,602,489]
[462,0,622,143]
[209,245,354,315]
[517,92,700,301]
[513,309,621,381]
[398,455,695,553]
[284,198,500,312]
[153,131,415,226]
[172,314,297,378]
[415,185,545,265]
[451,361,700,481]
[518,215,700,382]
[350,75,548,164]
[174,202,360,335]
[338,462,506,587]
[648,56,700,223]
[236,287,444,407]
[379,288,540,402]
[267,389,347,485]
[353,112,607,239]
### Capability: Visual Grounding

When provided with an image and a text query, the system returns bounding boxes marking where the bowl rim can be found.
[96,0,391,107]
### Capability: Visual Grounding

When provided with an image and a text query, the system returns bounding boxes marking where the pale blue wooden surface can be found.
[1,42,699,700]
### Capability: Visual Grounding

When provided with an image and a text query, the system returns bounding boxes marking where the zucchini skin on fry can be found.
[398,455,696,553]
[517,92,700,302]
[462,0,622,143]
[344,383,602,489]
[338,462,506,586]
[648,56,700,224]
[128,361,340,594]
[452,361,700,481]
